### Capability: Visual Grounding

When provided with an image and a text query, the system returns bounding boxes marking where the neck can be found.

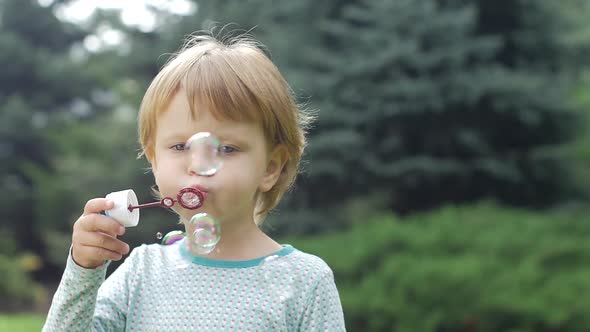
[183,215,281,261]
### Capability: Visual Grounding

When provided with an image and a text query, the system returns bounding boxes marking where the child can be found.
[42,32,346,331]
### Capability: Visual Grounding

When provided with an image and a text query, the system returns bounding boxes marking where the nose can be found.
[186,142,221,176]
[187,150,214,176]
[185,132,223,176]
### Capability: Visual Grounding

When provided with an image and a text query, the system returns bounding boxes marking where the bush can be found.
[0,232,40,311]
[287,203,590,331]
[0,254,40,311]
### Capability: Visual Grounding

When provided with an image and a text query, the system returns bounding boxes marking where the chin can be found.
[179,210,208,223]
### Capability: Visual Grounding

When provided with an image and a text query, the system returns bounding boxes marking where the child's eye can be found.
[219,145,238,155]
[171,143,186,151]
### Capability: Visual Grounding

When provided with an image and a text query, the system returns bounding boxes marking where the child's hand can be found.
[72,198,130,269]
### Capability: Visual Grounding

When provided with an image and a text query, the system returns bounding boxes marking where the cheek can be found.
[151,164,160,185]
[152,158,177,190]
[214,164,255,195]
[223,156,261,182]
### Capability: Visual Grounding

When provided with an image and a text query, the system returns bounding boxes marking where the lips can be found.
[189,185,209,200]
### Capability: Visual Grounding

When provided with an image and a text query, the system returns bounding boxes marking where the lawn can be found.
[0,314,45,332]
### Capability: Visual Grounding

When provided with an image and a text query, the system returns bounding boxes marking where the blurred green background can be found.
[1,0,590,331]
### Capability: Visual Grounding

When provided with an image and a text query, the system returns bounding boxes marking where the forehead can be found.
[155,91,265,142]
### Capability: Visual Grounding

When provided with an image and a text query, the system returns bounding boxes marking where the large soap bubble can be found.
[185,132,223,176]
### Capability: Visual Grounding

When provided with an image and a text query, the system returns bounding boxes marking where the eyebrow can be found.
[157,131,251,147]
[217,133,250,147]
[157,134,186,142]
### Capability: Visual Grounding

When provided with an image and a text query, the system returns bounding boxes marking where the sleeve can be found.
[298,268,347,332]
[42,248,137,332]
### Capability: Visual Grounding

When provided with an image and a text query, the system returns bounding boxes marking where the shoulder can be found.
[127,242,159,259]
[129,242,161,255]
[285,246,335,284]
[282,247,342,312]
[105,242,182,288]
[123,242,179,267]
[284,248,346,331]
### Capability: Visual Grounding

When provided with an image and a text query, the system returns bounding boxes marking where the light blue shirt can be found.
[43,239,346,331]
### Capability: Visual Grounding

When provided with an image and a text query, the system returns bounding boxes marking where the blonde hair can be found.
[138,32,314,224]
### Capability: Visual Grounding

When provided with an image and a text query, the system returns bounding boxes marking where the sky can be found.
[42,0,195,31]
[39,0,196,52]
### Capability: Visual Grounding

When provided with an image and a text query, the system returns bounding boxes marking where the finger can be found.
[75,231,130,255]
[75,244,125,262]
[98,230,118,238]
[77,214,125,236]
[83,198,115,216]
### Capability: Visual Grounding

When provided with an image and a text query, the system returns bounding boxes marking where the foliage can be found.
[288,204,590,331]
[0,0,100,279]
[0,231,41,311]
[570,70,590,197]
[0,253,40,311]
[298,0,589,213]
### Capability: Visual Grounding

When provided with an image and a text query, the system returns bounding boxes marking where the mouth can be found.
[189,185,209,197]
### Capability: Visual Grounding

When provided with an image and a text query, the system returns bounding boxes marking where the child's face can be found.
[151,90,283,227]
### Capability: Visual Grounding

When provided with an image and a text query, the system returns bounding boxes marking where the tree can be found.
[0,0,98,278]
[116,0,590,231]
[301,0,587,213]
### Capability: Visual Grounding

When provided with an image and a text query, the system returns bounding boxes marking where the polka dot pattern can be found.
[43,242,346,331]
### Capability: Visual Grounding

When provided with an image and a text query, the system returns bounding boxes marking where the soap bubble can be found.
[161,230,185,245]
[188,213,221,255]
[155,232,163,240]
[185,132,222,176]
[258,254,295,302]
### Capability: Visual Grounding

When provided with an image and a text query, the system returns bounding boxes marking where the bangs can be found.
[182,49,265,124]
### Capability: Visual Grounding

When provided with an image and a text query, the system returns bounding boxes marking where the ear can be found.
[259,145,288,193]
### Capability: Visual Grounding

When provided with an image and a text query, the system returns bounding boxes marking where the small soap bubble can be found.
[188,213,221,255]
[185,132,223,176]
[156,232,163,240]
[161,230,185,245]
[258,254,295,302]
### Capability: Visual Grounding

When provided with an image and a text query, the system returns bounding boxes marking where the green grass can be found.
[0,314,45,332]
